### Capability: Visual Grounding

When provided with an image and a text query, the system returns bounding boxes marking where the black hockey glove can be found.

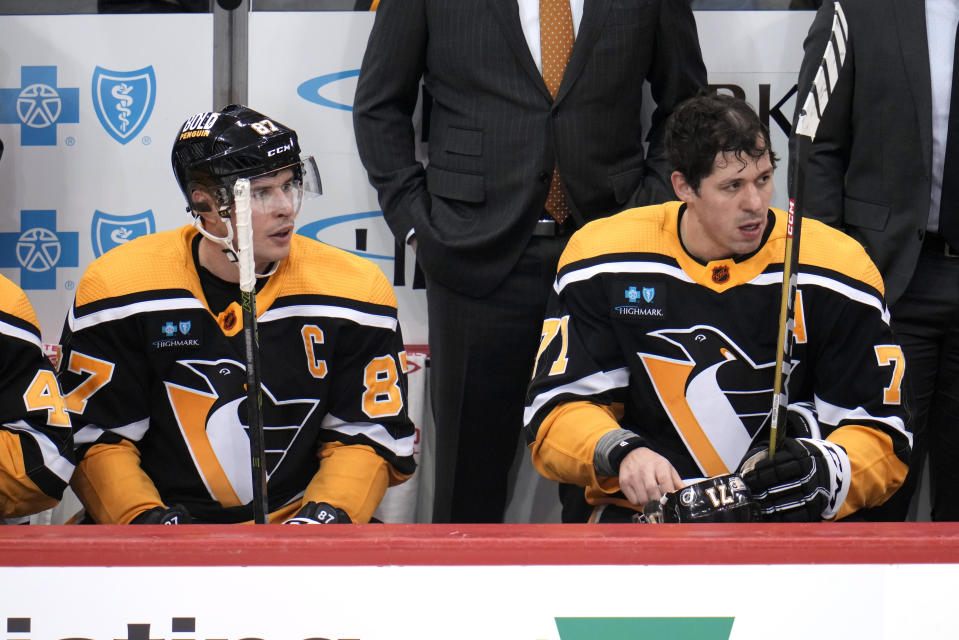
[130,505,191,525]
[284,501,352,525]
[738,437,850,522]
[784,401,821,438]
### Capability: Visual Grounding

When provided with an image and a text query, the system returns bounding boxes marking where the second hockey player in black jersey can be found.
[0,274,74,519]
[524,94,912,522]
[59,106,415,524]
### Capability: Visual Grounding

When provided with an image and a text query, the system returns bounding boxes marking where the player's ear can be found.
[191,188,220,227]
[671,171,696,203]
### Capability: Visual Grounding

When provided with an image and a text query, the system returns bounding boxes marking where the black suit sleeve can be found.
[630,0,708,208]
[790,0,854,229]
[353,0,429,244]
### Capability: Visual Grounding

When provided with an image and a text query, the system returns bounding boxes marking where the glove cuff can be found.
[787,401,821,439]
[594,429,646,477]
[798,438,851,519]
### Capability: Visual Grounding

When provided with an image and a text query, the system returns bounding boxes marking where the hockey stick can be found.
[769,1,848,458]
[234,177,269,524]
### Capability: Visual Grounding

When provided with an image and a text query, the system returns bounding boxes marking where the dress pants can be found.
[426,232,568,523]
[857,237,959,520]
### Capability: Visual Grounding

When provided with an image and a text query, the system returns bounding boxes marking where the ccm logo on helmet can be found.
[267,140,294,157]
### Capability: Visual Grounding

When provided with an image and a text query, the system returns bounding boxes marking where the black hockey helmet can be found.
[171,104,321,216]
[644,474,760,523]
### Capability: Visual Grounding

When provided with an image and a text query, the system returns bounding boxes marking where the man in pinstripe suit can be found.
[354,0,706,523]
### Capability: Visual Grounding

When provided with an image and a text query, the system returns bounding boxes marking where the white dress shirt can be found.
[926,0,959,231]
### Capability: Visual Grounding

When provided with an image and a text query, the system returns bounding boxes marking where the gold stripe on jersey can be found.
[0,434,57,518]
[829,425,907,520]
[307,442,392,523]
[558,202,884,296]
[0,274,40,330]
[529,401,626,496]
[74,227,206,308]
[75,225,398,314]
[71,440,165,524]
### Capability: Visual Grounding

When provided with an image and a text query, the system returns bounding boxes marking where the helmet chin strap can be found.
[191,214,280,278]
[192,214,238,262]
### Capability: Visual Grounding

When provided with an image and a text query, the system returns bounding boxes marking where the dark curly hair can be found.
[665,92,779,193]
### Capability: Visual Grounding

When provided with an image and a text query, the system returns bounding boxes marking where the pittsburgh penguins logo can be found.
[638,325,785,476]
[164,358,319,506]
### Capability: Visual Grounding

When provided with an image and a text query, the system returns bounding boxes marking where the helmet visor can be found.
[244,155,322,217]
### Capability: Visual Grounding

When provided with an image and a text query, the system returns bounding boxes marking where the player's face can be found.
[674,149,774,263]
[234,168,298,270]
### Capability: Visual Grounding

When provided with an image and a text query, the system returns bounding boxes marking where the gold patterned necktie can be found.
[540,0,574,225]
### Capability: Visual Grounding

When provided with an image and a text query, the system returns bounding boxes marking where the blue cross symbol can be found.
[625,286,641,303]
[0,66,80,146]
[0,210,79,290]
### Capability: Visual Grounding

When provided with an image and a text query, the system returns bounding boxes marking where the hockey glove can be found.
[738,437,851,522]
[284,501,352,525]
[130,505,191,525]
[784,401,821,439]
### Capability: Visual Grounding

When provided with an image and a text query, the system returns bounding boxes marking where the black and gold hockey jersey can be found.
[59,225,415,524]
[0,274,74,518]
[524,202,912,520]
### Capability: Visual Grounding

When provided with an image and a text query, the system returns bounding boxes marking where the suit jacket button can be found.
[538,171,550,183]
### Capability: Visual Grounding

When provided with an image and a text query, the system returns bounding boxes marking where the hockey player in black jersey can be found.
[524,93,912,522]
[59,106,415,524]
[0,274,75,519]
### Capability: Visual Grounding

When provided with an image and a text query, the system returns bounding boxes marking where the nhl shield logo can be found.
[92,66,156,144]
[91,210,155,257]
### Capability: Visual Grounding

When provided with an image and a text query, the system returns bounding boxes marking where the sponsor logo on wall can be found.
[92,65,157,144]
[298,211,424,289]
[91,209,156,257]
[297,70,359,111]
[0,66,80,146]
[0,210,79,290]
[555,617,734,640]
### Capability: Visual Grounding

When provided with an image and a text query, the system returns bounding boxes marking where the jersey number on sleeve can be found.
[63,351,116,413]
[874,344,905,405]
[23,370,71,427]
[362,355,404,418]
[534,315,570,376]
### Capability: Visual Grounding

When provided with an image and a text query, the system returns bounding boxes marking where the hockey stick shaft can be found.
[769,1,848,458]
[235,178,269,524]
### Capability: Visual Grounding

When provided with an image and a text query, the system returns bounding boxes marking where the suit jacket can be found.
[793,0,933,305]
[353,0,706,296]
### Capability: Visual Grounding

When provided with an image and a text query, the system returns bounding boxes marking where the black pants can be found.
[426,234,567,523]
[859,243,959,521]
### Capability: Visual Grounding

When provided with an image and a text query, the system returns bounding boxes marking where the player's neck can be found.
[197,235,241,283]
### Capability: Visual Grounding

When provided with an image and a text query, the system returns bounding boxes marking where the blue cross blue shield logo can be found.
[0,210,79,290]
[642,287,655,303]
[179,321,191,335]
[0,66,80,146]
[91,66,156,145]
[91,210,155,257]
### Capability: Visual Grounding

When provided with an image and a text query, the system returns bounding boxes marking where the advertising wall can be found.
[0,10,815,347]
[0,14,214,341]
[1,523,958,640]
